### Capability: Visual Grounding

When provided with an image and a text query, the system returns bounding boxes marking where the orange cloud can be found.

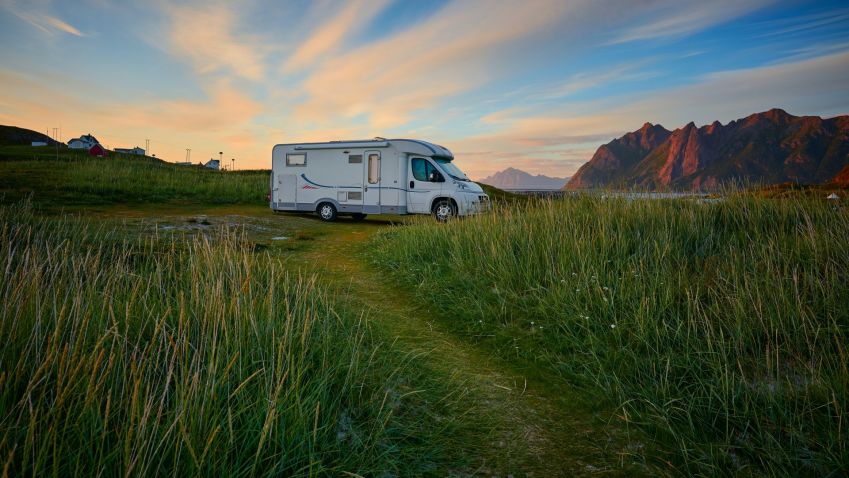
[161,2,266,81]
[293,0,584,130]
[2,2,86,37]
[282,0,391,72]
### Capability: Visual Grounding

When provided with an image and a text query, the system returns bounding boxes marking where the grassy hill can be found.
[0,145,268,207]
[0,125,60,146]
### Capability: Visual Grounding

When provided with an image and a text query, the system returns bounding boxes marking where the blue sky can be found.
[1,0,848,177]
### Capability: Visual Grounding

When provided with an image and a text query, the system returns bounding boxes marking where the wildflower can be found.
[610,324,616,329]
[575,288,580,292]
[603,286,609,291]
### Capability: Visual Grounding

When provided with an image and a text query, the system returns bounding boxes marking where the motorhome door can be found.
[363,151,381,213]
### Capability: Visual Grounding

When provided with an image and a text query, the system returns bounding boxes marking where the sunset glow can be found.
[1,0,848,178]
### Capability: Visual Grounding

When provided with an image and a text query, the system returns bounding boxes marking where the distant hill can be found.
[566,109,849,190]
[479,167,568,190]
[0,125,61,146]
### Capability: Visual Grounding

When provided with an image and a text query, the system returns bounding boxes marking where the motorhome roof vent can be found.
[373,136,386,140]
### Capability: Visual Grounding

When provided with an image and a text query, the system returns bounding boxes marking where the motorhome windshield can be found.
[434,157,469,181]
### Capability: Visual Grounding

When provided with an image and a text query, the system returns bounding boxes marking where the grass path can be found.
[292,218,656,477]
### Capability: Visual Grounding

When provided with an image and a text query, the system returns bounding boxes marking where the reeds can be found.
[372,193,849,475]
[0,200,395,476]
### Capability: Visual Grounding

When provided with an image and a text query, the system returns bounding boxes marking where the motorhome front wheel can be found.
[433,200,456,222]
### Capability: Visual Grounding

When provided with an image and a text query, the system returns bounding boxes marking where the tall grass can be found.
[0,200,406,476]
[0,153,267,205]
[372,195,849,475]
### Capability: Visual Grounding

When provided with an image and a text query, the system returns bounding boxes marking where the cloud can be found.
[2,1,86,37]
[608,0,774,44]
[282,0,391,72]
[450,47,849,178]
[159,2,266,81]
[0,69,263,163]
[114,79,263,133]
[529,62,659,101]
[617,48,849,126]
[293,0,592,130]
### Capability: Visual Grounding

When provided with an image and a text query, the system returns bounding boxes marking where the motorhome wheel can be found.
[433,200,456,222]
[318,202,337,222]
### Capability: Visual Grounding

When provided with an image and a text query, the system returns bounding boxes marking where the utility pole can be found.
[186,148,191,163]
[146,139,150,156]
[52,128,59,160]
[231,158,235,171]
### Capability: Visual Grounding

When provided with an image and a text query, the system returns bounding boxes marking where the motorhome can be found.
[270,139,489,221]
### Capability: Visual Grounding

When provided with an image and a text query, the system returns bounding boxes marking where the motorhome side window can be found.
[286,153,306,166]
[348,154,362,164]
[368,153,380,184]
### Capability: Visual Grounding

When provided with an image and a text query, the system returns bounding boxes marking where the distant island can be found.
[566,109,849,190]
[478,167,569,190]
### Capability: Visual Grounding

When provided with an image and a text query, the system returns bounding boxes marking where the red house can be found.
[88,144,107,157]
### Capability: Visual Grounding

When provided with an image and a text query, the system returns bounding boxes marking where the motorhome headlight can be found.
[456,182,469,190]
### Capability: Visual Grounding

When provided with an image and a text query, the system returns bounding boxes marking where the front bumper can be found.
[461,193,490,215]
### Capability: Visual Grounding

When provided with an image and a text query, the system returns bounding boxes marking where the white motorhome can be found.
[270,139,489,221]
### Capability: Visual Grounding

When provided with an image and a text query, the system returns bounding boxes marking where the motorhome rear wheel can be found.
[318,202,337,222]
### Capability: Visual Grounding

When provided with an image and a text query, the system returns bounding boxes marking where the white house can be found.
[115,146,145,155]
[68,134,100,150]
[204,159,220,170]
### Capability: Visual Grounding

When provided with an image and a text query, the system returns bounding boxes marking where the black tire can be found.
[317,202,337,222]
[351,213,367,221]
[432,199,456,222]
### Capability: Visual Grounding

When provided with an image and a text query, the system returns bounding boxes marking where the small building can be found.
[89,144,107,157]
[204,159,220,170]
[31,141,47,147]
[68,134,100,150]
[115,146,145,156]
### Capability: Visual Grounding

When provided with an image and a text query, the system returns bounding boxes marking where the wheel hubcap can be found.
[436,204,452,220]
[321,206,333,219]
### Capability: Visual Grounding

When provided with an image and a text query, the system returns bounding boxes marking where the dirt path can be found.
[295,220,653,477]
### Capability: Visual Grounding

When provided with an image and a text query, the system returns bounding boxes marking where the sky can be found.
[1,0,848,179]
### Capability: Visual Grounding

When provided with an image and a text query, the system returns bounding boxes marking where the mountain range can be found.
[566,109,849,190]
[478,167,568,190]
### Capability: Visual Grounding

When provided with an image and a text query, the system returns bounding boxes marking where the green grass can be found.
[0,200,480,476]
[371,195,849,475]
[0,146,268,206]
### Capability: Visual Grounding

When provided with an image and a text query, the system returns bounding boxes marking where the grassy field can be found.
[0,198,515,476]
[371,196,849,475]
[4,150,846,475]
[0,146,268,206]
